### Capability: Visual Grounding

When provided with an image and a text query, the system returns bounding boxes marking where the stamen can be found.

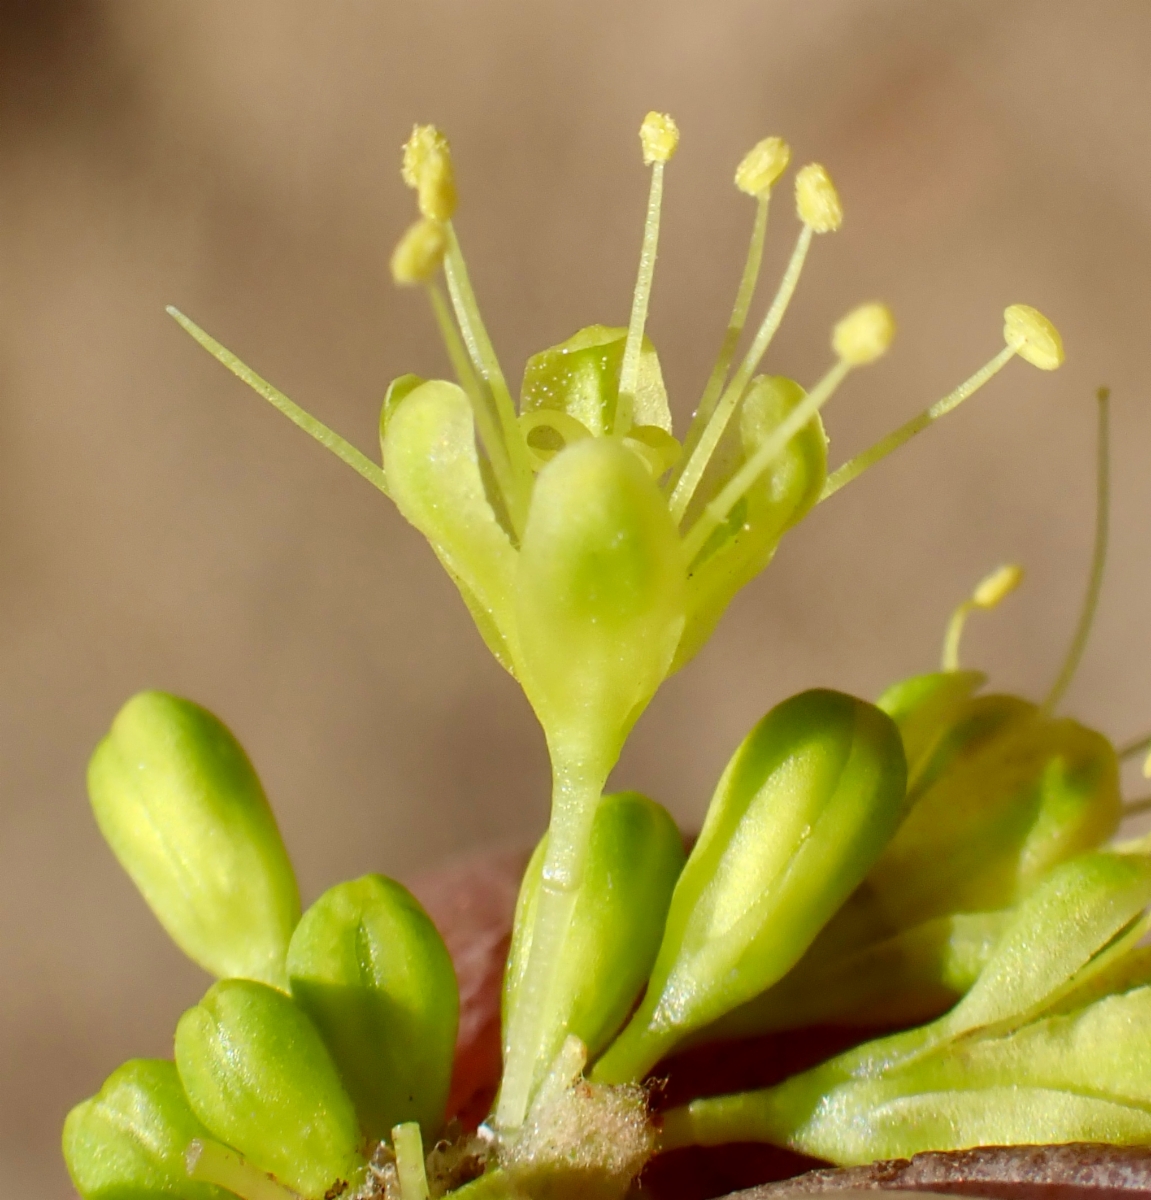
[186,1140,299,1200]
[674,137,791,477]
[681,301,892,562]
[392,1122,431,1200]
[166,308,389,495]
[616,112,679,436]
[940,564,1024,671]
[1042,387,1111,715]
[390,217,447,285]
[401,125,457,222]
[669,163,840,521]
[426,280,483,400]
[820,304,1065,502]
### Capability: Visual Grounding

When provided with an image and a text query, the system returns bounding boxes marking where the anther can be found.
[639,112,679,165]
[832,302,896,366]
[390,218,447,285]
[1003,304,1064,371]
[795,163,843,233]
[735,137,791,198]
[941,564,1024,671]
[401,125,457,222]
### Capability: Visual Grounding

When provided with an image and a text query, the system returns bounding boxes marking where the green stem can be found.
[669,223,813,523]
[1042,388,1111,716]
[674,194,771,475]
[167,308,388,496]
[186,1139,300,1200]
[819,345,1016,503]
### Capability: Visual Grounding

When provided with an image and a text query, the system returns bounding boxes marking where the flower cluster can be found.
[63,111,1151,1200]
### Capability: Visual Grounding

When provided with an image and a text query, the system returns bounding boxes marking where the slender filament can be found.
[681,357,850,564]
[820,344,1017,502]
[674,193,771,471]
[167,308,389,495]
[427,281,483,400]
[1117,733,1151,762]
[616,161,667,435]
[1122,796,1151,817]
[442,224,533,534]
[941,600,978,672]
[186,1140,299,1200]
[670,223,814,522]
[1042,388,1111,715]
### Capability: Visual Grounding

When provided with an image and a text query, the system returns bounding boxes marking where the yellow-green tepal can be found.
[87,692,300,988]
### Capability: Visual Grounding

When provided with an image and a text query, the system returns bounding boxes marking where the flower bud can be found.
[390,217,446,285]
[87,692,300,988]
[175,979,364,1200]
[63,1059,227,1200]
[401,124,456,221]
[639,111,679,165]
[514,437,686,771]
[734,137,791,197]
[593,690,906,1083]
[287,875,458,1144]
[833,302,896,365]
[520,324,672,438]
[504,791,685,1076]
[795,163,843,232]
[1003,304,1064,370]
[673,376,827,672]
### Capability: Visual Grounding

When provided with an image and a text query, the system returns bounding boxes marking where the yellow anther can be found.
[1143,747,1151,779]
[1003,304,1064,371]
[639,112,679,165]
[735,137,791,197]
[390,218,447,285]
[832,302,896,365]
[795,163,843,233]
[401,124,457,222]
[972,563,1024,609]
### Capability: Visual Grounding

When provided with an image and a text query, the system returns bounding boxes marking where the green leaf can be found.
[174,980,364,1200]
[673,377,827,672]
[87,692,300,988]
[521,325,671,437]
[63,1059,229,1200]
[287,874,459,1144]
[593,690,906,1082]
[504,792,685,1079]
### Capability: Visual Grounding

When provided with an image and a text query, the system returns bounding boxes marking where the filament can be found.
[1042,388,1111,715]
[670,223,814,522]
[186,1140,300,1200]
[616,161,668,435]
[820,344,1017,502]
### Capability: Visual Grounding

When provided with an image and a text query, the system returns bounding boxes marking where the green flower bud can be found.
[87,692,300,988]
[174,979,364,1200]
[515,436,686,778]
[286,874,458,1144]
[674,376,827,671]
[661,853,1151,1165]
[520,325,672,438]
[504,791,685,1077]
[63,1059,228,1200]
[383,379,519,674]
[853,707,1121,939]
[593,690,906,1083]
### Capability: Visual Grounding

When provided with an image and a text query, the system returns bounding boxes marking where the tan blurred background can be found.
[2,1,1151,1194]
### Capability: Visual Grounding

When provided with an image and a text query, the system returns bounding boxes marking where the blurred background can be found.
[2,1,1150,1194]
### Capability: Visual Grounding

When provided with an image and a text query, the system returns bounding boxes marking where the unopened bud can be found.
[795,163,843,232]
[735,137,791,197]
[640,111,679,165]
[972,563,1024,609]
[390,218,446,285]
[833,302,896,365]
[1003,304,1064,370]
[401,125,456,222]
